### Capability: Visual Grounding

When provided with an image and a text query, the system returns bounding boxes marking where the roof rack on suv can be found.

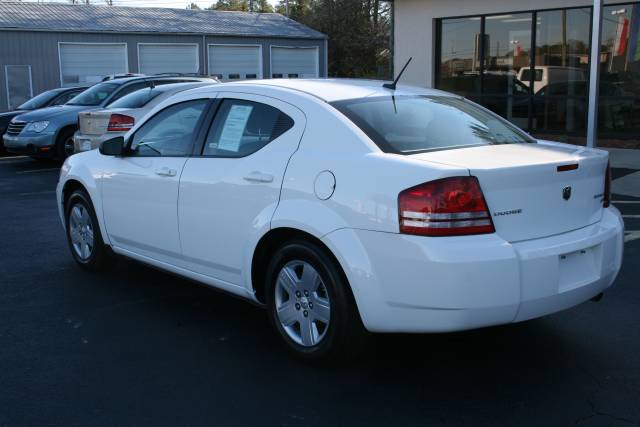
[102,73,145,81]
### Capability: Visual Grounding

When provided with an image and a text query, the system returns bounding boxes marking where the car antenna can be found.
[383,57,412,91]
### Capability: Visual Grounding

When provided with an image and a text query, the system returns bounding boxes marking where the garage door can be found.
[138,44,199,75]
[208,45,261,81]
[271,47,318,79]
[59,43,127,86]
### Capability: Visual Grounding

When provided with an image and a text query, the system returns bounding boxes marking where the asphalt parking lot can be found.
[1,156,639,426]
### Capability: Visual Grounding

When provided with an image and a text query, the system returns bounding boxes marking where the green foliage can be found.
[207,0,273,12]
[204,0,393,79]
[289,0,392,79]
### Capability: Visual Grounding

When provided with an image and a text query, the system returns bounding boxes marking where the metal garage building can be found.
[0,2,327,112]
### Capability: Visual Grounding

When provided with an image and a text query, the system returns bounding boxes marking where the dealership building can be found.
[0,1,327,112]
[394,0,640,148]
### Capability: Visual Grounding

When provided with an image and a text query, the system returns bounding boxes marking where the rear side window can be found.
[332,96,534,154]
[203,99,294,157]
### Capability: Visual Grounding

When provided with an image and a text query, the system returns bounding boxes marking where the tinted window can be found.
[333,96,533,154]
[130,99,208,157]
[67,83,119,106]
[108,87,162,109]
[106,82,148,105]
[203,99,294,157]
[51,90,82,106]
[17,90,60,110]
[520,69,543,82]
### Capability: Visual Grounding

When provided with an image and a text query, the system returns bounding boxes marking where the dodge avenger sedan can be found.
[56,79,624,360]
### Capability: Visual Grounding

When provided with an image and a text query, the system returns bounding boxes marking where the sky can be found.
[31,0,280,8]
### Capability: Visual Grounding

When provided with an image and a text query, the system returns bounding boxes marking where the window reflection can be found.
[437,17,482,96]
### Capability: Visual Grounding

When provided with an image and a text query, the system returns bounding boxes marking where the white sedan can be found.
[57,79,624,360]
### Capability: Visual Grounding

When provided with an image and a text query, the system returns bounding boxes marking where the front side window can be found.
[333,95,534,154]
[130,99,208,157]
[203,99,294,157]
[67,83,119,106]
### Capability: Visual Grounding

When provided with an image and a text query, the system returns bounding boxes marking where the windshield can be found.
[17,90,60,110]
[67,83,119,106]
[332,96,534,154]
[108,87,162,109]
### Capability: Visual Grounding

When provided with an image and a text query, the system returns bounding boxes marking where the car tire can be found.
[265,239,367,362]
[64,189,111,271]
[56,128,76,161]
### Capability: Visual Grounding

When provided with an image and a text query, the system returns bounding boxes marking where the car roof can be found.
[147,81,214,94]
[104,75,212,86]
[234,78,456,102]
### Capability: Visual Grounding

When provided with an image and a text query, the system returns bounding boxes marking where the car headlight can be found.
[25,121,50,133]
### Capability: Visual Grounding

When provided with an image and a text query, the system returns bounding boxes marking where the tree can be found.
[207,0,250,11]
[187,2,201,9]
[276,0,392,79]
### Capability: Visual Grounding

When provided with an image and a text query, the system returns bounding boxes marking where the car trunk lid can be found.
[409,142,608,242]
[78,108,135,135]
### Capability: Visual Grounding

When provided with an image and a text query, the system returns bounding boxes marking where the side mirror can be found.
[99,136,125,156]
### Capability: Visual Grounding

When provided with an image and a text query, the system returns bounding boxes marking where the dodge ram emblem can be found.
[563,186,572,200]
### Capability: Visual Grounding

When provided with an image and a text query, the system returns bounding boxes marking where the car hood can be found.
[13,105,99,123]
[0,110,26,119]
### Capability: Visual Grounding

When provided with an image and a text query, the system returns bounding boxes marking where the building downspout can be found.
[587,0,603,148]
[202,34,207,76]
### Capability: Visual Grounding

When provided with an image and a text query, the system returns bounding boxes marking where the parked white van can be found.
[518,66,586,94]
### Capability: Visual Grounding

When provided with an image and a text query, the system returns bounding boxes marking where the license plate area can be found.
[77,139,92,151]
[558,245,600,292]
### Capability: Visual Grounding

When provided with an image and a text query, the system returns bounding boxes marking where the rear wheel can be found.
[65,189,110,271]
[265,240,366,361]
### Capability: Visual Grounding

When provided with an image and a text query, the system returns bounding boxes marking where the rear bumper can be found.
[3,133,56,157]
[322,207,624,333]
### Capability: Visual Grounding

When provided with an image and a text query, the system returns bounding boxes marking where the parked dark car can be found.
[0,86,86,153]
[3,76,214,160]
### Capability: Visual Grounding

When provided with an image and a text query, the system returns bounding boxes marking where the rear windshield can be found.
[17,90,60,110]
[332,96,534,154]
[108,88,162,109]
[67,83,119,106]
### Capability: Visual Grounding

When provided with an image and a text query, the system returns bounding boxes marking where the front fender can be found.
[57,153,109,245]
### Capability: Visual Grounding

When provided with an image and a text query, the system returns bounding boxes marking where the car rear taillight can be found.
[603,161,611,208]
[398,176,495,237]
[107,114,134,132]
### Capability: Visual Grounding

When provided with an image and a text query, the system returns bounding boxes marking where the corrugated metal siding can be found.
[0,2,327,39]
[0,31,326,112]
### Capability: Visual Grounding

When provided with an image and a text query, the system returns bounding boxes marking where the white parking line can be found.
[625,231,640,243]
[622,215,640,219]
[16,168,59,174]
[18,190,56,196]
[0,155,28,161]
[614,201,640,204]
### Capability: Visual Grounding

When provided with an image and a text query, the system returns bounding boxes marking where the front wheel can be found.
[65,189,110,271]
[265,240,366,362]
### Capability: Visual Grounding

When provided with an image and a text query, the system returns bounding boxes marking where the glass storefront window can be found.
[599,3,640,139]
[483,13,533,96]
[437,17,481,96]
[532,8,591,136]
[435,4,640,148]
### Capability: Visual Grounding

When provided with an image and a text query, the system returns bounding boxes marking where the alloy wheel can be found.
[68,203,94,260]
[274,260,331,347]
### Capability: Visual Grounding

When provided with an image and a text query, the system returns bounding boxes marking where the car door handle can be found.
[155,167,177,177]
[243,171,274,183]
